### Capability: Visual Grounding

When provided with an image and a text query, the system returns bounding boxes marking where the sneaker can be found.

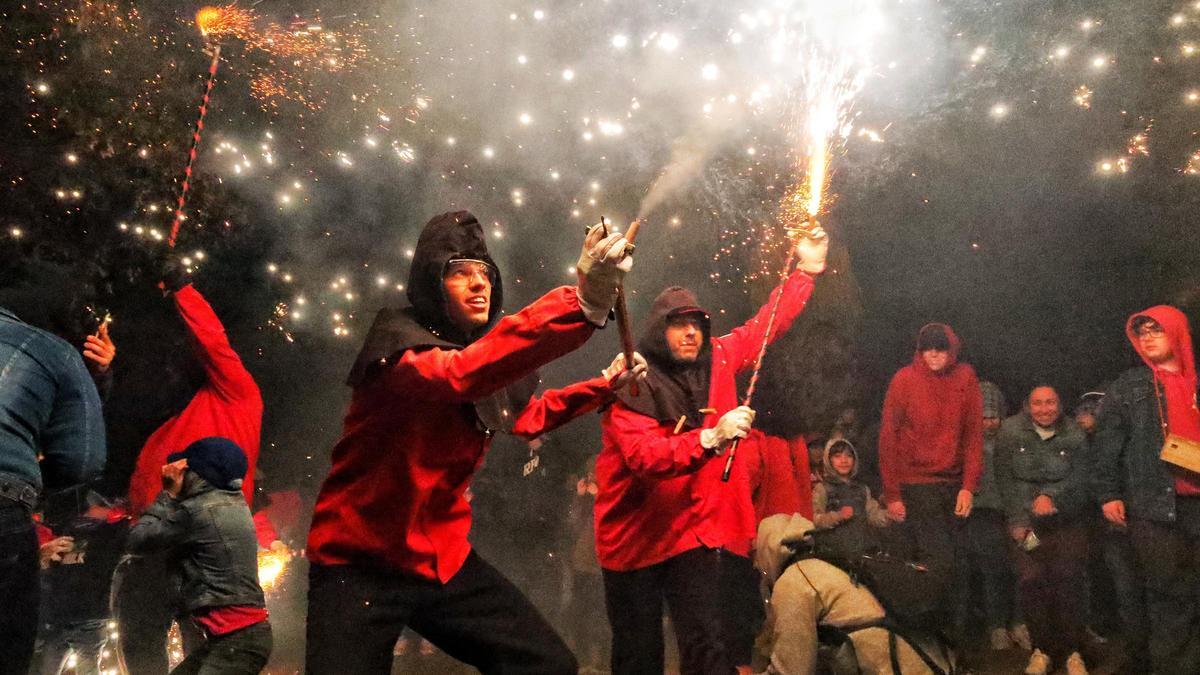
[990,627,1012,651]
[1010,623,1033,651]
[1024,649,1051,675]
[1066,651,1089,675]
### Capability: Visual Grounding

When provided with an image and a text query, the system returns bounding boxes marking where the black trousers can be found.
[1011,519,1089,663]
[601,547,733,675]
[305,551,577,675]
[719,551,763,668]
[0,500,37,675]
[115,553,195,675]
[171,620,272,675]
[898,483,967,635]
[1130,497,1200,675]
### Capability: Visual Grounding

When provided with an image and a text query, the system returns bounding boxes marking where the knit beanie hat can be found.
[168,437,248,491]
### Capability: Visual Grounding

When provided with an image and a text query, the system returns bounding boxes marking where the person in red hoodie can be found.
[1093,306,1200,674]
[304,211,639,674]
[595,230,827,675]
[116,262,265,675]
[876,323,982,631]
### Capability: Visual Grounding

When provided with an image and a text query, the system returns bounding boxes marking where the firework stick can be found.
[168,43,221,249]
[616,219,642,395]
[720,218,821,482]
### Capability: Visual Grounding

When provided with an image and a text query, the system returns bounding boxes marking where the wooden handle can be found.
[616,218,641,396]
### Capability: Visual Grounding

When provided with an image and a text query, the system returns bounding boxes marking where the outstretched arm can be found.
[714,270,815,375]
[511,351,647,439]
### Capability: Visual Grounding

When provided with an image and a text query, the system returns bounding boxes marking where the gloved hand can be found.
[576,223,634,326]
[700,406,755,452]
[602,351,649,390]
[794,225,829,275]
[159,255,191,293]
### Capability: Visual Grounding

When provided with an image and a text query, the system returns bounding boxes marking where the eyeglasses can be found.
[1135,326,1166,339]
[444,260,494,284]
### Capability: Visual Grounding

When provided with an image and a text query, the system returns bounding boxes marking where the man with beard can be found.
[305,211,639,674]
[1094,307,1200,674]
[118,262,264,674]
[595,229,829,674]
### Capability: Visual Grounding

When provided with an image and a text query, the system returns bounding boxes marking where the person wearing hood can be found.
[957,381,1030,653]
[877,323,983,623]
[1093,306,1200,674]
[752,513,954,675]
[595,230,828,674]
[811,438,889,560]
[117,260,265,675]
[995,385,1091,675]
[304,212,640,674]
[127,437,272,675]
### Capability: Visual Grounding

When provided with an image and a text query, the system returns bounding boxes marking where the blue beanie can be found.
[168,437,248,491]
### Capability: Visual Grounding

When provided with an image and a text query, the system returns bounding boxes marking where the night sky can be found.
[4,0,1200,490]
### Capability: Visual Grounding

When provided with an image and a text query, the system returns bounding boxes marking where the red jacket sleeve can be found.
[713,270,814,375]
[878,371,907,504]
[378,286,595,403]
[605,403,711,479]
[959,367,984,493]
[174,285,260,404]
[511,375,614,440]
[753,435,805,520]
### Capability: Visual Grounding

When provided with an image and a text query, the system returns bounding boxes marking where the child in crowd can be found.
[812,439,891,559]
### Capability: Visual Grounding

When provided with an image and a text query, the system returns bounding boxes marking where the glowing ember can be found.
[257,547,292,592]
[195,6,253,39]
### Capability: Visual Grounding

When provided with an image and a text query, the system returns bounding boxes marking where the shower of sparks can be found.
[257,547,293,593]
[1074,85,1093,108]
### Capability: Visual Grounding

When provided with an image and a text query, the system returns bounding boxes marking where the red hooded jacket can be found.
[594,270,814,571]
[306,287,604,582]
[128,285,262,515]
[877,323,983,504]
[1126,306,1200,495]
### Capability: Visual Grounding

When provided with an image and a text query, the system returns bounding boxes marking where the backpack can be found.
[784,542,958,675]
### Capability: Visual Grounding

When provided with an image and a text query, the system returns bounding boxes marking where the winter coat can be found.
[994,411,1089,527]
[754,514,951,675]
[812,440,888,559]
[878,323,983,504]
[594,270,814,571]
[127,286,262,515]
[0,307,105,496]
[126,477,265,613]
[1093,305,1200,523]
[307,211,605,583]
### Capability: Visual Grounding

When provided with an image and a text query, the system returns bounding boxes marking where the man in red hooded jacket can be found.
[595,230,827,675]
[118,268,264,675]
[305,212,639,674]
[877,323,983,629]
[1093,306,1200,674]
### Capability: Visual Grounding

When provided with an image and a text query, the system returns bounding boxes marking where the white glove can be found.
[794,225,829,275]
[699,406,755,452]
[576,223,634,326]
[602,351,649,390]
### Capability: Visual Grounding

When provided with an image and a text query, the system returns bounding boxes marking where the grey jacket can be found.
[127,477,264,612]
[995,411,1089,527]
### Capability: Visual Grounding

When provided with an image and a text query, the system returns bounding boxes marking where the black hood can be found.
[407,210,504,343]
[345,211,535,433]
[348,211,502,387]
[615,286,712,427]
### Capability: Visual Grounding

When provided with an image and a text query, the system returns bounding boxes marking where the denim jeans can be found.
[171,620,271,675]
[0,500,38,675]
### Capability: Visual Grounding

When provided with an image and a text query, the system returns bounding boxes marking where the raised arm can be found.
[174,285,260,403]
[713,270,815,375]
